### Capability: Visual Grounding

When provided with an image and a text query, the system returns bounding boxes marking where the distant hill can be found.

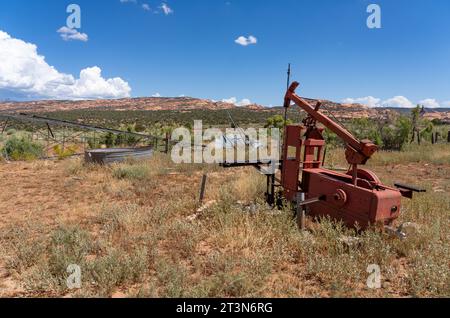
[378,107,450,114]
[378,107,450,124]
[0,96,399,121]
[0,97,265,114]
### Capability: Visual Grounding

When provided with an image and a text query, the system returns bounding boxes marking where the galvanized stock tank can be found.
[85,146,153,164]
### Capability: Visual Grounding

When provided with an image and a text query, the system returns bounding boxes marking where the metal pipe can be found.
[296,192,306,230]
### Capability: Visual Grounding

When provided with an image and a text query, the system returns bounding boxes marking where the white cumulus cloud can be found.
[0,30,131,100]
[152,93,161,97]
[344,95,414,108]
[222,97,237,104]
[235,35,257,46]
[237,98,252,106]
[381,96,414,108]
[142,3,151,11]
[342,96,381,108]
[222,97,252,107]
[418,98,440,109]
[57,26,88,42]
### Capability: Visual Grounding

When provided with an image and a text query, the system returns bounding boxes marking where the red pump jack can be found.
[280,82,425,231]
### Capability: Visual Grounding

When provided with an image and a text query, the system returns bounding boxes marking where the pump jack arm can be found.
[284,82,378,165]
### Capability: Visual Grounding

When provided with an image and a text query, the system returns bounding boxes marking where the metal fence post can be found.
[165,132,170,154]
[199,174,208,204]
[296,192,306,230]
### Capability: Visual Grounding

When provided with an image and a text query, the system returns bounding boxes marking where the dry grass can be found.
[0,144,449,298]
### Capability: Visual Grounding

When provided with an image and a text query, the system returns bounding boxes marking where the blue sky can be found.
[0,0,449,107]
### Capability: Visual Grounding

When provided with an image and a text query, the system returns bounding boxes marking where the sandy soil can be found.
[0,158,448,297]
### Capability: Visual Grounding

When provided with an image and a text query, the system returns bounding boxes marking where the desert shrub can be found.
[419,120,434,140]
[349,118,383,147]
[103,132,117,148]
[347,117,412,150]
[112,163,151,180]
[87,136,100,149]
[2,227,46,273]
[6,128,16,136]
[155,258,188,297]
[323,128,343,147]
[87,247,148,295]
[86,126,141,150]
[1,136,44,160]
[231,170,265,202]
[64,158,86,175]
[53,144,78,159]
[264,115,292,130]
[47,226,93,281]
[115,126,140,146]
[380,116,412,150]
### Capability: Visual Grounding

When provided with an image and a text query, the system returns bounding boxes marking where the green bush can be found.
[1,136,44,161]
[380,116,412,150]
[86,127,140,150]
[346,117,412,151]
[264,115,292,129]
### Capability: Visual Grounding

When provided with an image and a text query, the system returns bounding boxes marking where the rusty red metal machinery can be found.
[280,82,424,229]
[221,78,425,232]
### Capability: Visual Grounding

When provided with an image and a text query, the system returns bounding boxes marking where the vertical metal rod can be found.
[271,174,275,204]
[322,146,327,167]
[165,132,170,154]
[283,63,291,126]
[199,174,207,204]
[282,63,291,158]
[46,126,50,157]
[352,164,358,186]
[296,192,306,230]
[266,174,275,206]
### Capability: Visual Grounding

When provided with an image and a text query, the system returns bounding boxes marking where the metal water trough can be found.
[85,146,153,164]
